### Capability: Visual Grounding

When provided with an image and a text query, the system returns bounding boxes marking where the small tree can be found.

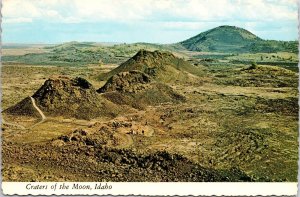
[98,59,103,67]
[249,62,258,70]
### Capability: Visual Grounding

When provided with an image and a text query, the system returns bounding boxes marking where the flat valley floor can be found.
[1,47,298,182]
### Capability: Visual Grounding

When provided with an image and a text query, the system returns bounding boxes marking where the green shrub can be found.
[249,62,258,69]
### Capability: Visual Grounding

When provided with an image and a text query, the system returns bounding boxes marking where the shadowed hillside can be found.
[4,97,41,118]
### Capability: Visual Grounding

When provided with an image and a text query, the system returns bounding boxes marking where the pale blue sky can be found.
[2,0,298,44]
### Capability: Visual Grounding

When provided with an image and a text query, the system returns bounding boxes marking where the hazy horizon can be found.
[2,25,299,45]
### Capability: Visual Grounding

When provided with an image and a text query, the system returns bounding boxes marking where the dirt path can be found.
[30,97,46,120]
[29,97,47,128]
[3,97,47,130]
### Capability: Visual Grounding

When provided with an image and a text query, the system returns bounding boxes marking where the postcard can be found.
[1,0,298,195]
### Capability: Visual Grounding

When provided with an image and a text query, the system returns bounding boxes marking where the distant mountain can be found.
[179,25,298,53]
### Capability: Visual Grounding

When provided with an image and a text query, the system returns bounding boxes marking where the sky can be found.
[2,0,299,44]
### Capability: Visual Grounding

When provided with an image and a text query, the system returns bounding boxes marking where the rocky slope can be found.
[98,50,203,83]
[3,141,254,182]
[97,70,185,109]
[4,76,120,120]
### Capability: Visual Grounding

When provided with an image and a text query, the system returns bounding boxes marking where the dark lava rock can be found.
[98,70,152,93]
[97,71,185,109]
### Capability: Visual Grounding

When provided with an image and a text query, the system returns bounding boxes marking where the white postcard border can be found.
[1,182,297,196]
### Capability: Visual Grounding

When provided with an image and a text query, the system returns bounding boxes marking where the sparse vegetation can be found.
[2,25,298,182]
